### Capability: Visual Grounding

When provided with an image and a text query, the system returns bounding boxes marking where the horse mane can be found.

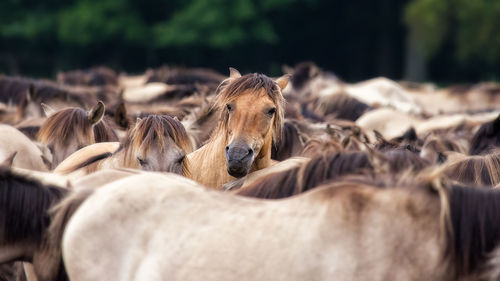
[469,114,500,155]
[300,138,343,158]
[37,108,94,146]
[0,167,67,245]
[93,116,119,142]
[271,120,305,161]
[384,148,431,173]
[123,115,193,173]
[37,107,117,147]
[236,151,373,199]
[441,151,500,187]
[214,73,285,142]
[316,92,371,121]
[445,185,500,278]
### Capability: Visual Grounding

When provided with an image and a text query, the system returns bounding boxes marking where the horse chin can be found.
[227,165,250,178]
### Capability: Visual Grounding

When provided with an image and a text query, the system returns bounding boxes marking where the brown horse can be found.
[0,167,67,281]
[186,68,288,188]
[55,172,500,281]
[54,115,193,176]
[37,102,118,168]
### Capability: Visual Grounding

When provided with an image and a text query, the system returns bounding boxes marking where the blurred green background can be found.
[0,0,499,82]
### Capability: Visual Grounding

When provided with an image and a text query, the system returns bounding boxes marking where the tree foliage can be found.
[405,0,500,65]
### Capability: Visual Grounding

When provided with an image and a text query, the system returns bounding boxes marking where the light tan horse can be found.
[186,68,288,188]
[57,173,500,281]
[0,125,51,171]
[54,115,193,176]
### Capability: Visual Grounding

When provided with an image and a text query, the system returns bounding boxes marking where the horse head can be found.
[216,68,288,178]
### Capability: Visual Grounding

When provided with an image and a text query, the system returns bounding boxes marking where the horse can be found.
[36,102,118,168]
[186,68,288,188]
[53,115,193,176]
[0,125,51,171]
[0,167,68,281]
[54,172,500,281]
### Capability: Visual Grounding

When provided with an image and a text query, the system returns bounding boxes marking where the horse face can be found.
[225,92,276,178]
[136,137,186,174]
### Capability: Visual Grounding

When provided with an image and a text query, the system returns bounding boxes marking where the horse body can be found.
[61,173,447,281]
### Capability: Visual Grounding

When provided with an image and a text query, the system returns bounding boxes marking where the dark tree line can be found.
[0,0,498,82]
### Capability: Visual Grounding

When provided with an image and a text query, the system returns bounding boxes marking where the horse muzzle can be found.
[225,142,254,178]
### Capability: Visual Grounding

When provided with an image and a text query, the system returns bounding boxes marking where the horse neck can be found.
[186,131,229,189]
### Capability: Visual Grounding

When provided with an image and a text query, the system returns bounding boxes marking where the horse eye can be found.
[226,104,232,112]
[268,108,276,115]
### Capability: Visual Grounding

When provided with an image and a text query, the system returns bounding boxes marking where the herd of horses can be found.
[0,62,499,281]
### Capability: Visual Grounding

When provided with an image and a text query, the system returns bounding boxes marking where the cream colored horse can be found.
[0,125,51,171]
[59,172,500,281]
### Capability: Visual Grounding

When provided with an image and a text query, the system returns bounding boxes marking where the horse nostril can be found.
[248,149,253,155]
[225,146,229,152]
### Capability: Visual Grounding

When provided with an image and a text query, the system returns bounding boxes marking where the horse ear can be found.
[114,102,128,129]
[275,74,291,90]
[88,101,105,125]
[229,67,241,79]
[1,152,17,167]
[41,103,56,117]
[26,84,36,103]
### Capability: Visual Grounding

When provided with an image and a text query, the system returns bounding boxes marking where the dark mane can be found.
[384,148,430,173]
[271,120,304,161]
[469,114,500,155]
[93,116,119,142]
[446,185,500,278]
[237,152,373,199]
[316,93,371,121]
[215,73,285,142]
[0,168,66,245]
